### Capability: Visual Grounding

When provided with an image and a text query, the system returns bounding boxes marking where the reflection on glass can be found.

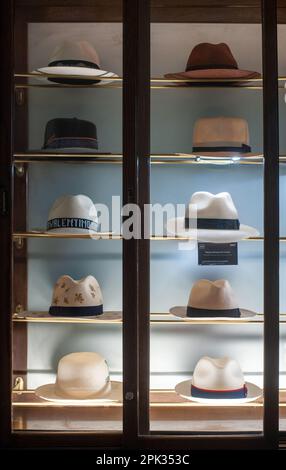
[12,17,123,432]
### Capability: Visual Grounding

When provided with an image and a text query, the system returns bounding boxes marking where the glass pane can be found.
[149,1,264,433]
[12,10,123,432]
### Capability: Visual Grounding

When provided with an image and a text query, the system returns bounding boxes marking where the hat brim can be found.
[164,69,261,80]
[14,310,122,322]
[35,380,122,404]
[48,310,122,321]
[33,68,118,85]
[93,311,122,321]
[175,379,262,405]
[166,217,259,243]
[33,228,116,237]
[170,307,257,321]
[191,151,258,159]
[45,228,100,235]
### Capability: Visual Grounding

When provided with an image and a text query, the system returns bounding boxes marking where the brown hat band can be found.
[186,64,238,72]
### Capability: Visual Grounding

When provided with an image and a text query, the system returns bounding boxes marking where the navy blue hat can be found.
[43,117,98,150]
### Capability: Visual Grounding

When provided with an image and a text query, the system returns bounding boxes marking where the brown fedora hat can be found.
[165,43,261,80]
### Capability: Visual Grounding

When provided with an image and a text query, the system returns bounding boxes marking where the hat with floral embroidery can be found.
[49,275,103,317]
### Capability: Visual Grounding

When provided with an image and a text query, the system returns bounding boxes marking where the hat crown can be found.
[44,117,97,140]
[193,116,250,147]
[192,356,245,391]
[51,275,103,308]
[50,40,100,66]
[55,352,110,399]
[47,194,98,231]
[187,191,238,220]
[188,279,238,310]
[42,117,99,151]
[186,42,237,71]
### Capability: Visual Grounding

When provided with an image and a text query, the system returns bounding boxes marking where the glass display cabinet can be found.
[0,0,284,450]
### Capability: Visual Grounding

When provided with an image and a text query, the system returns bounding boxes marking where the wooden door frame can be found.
[0,0,281,450]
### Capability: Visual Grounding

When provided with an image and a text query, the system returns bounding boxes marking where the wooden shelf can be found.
[10,311,258,325]
[12,388,265,408]
[12,389,286,432]
[13,73,286,89]
[13,231,267,241]
[14,152,267,165]
[13,231,120,240]
[12,311,286,325]
[13,311,122,324]
[14,152,123,164]
[13,153,286,165]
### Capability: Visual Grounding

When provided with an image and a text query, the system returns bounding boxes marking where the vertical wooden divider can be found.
[262,0,279,448]
[12,11,28,386]
[123,0,150,446]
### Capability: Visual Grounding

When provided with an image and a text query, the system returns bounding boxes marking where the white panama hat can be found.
[166,191,259,243]
[47,194,99,234]
[35,352,122,403]
[34,40,118,85]
[170,279,257,321]
[175,356,262,405]
[49,275,122,320]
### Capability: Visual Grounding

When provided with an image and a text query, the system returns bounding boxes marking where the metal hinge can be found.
[15,163,25,177]
[13,377,24,391]
[14,237,24,250]
[15,304,24,314]
[15,88,25,106]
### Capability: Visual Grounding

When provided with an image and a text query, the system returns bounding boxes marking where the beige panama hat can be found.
[192,117,254,157]
[34,40,118,85]
[35,352,122,403]
[170,279,257,320]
